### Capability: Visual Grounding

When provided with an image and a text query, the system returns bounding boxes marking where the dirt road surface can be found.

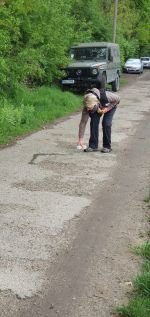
[0,71,150,317]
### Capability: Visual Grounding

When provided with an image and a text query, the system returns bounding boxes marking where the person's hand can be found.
[97,108,103,115]
[101,107,108,114]
[77,139,87,150]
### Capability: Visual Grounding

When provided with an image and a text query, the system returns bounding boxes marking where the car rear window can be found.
[141,57,150,61]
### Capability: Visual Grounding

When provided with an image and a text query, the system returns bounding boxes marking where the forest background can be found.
[0,0,150,144]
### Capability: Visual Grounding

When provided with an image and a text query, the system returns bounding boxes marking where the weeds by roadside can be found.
[0,85,82,145]
[117,193,150,317]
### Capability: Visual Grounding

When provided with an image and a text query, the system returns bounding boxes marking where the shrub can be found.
[0,101,35,132]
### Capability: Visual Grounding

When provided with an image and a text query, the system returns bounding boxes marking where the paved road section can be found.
[0,71,150,316]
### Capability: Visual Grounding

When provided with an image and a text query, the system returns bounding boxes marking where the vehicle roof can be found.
[126,58,140,62]
[71,42,119,48]
[140,56,150,59]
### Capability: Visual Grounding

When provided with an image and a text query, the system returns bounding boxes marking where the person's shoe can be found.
[84,147,98,152]
[101,147,112,153]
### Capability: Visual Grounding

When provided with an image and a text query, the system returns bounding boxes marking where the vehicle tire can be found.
[101,73,106,89]
[111,73,120,92]
[96,82,101,89]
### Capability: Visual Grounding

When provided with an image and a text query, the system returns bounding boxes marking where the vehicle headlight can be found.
[91,68,98,75]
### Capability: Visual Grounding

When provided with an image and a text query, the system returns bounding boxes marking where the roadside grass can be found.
[0,85,82,145]
[134,242,150,260]
[120,78,128,86]
[144,193,150,209]
[117,194,150,317]
[117,298,150,317]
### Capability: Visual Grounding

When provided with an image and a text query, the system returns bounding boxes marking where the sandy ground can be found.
[0,71,150,317]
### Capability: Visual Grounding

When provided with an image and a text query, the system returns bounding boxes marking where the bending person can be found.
[77,88,120,153]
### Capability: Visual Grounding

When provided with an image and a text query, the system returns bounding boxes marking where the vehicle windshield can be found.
[70,47,107,61]
[126,60,140,64]
[141,57,149,61]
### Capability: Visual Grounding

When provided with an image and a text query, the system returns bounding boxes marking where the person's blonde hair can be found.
[83,93,99,110]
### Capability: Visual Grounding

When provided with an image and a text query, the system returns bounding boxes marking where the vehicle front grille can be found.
[67,68,92,78]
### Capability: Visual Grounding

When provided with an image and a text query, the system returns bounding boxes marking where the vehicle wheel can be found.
[101,73,106,89]
[111,73,120,92]
[96,82,101,89]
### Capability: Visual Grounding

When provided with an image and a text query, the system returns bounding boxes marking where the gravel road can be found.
[0,71,150,317]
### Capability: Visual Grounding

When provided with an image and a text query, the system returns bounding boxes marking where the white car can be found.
[140,57,150,68]
[124,58,143,74]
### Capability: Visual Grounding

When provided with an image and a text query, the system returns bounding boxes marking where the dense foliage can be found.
[0,0,149,95]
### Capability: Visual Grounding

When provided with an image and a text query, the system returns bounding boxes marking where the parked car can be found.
[61,42,121,92]
[123,58,143,74]
[140,57,150,68]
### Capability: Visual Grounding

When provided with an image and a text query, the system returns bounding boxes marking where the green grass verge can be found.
[120,78,128,86]
[133,243,150,260]
[117,194,150,317]
[144,193,150,209]
[0,85,82,145]
[117,298,150,317]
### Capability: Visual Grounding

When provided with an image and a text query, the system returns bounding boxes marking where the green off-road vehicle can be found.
[61,42,121,92]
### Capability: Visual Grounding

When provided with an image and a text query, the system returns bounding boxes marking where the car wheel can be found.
[101,73,106,89]
[96,82,101,89]
[111,73,120,92]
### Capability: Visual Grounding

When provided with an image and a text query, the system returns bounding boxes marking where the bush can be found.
[0,101,35,133]
[0,85,82,145]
